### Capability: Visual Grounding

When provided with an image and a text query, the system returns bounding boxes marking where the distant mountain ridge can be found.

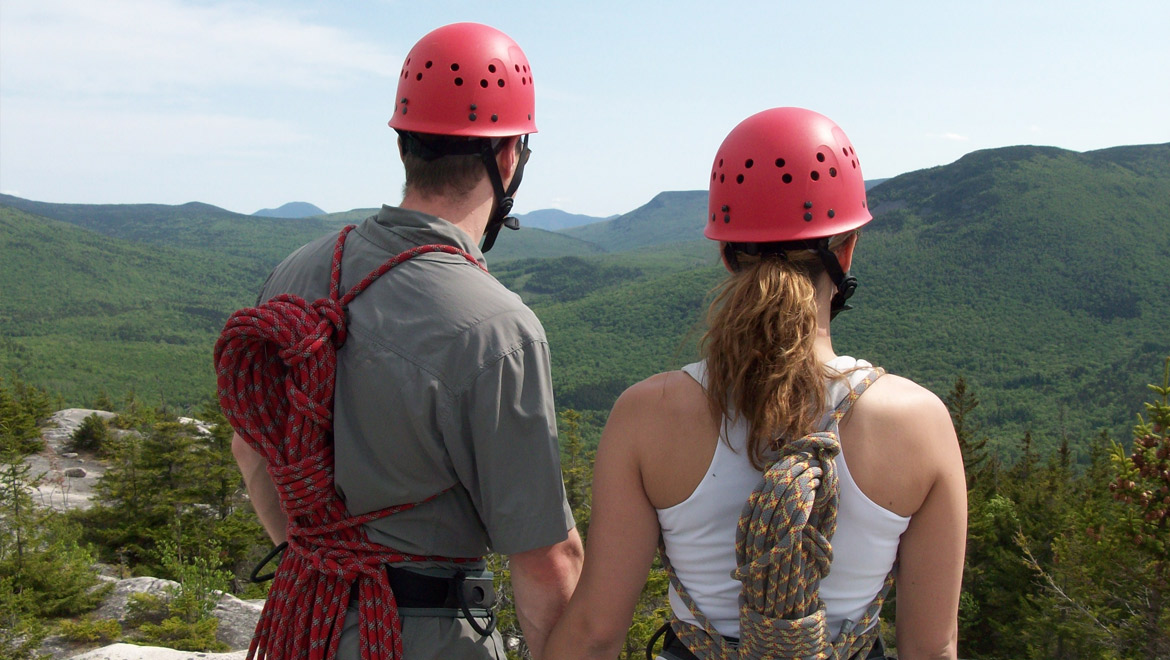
[252,201,325,218]
[515,208,611,231]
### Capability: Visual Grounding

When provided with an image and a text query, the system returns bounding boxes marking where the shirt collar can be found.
[362,205,487,269]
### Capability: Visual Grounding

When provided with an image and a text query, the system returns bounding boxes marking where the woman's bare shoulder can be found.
[847,373,957,467]
[607,370,719,502]
[842,372,961,516]
[613,370,708,425]
[853,372,951,430]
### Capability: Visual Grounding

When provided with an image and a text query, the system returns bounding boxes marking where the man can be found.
[227,22,583,660]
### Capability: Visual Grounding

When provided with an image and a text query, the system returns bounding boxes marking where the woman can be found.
[545,108,966,660]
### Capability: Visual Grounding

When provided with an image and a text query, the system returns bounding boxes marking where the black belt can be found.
[649,621,888,660]
[347,566,497,636]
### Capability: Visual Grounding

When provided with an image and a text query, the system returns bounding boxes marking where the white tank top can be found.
[656,356,910,639]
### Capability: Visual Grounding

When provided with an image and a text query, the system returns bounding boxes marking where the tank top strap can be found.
[818,366,886,432]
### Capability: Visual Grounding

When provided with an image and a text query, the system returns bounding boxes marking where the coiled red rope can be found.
[215,225,488,660]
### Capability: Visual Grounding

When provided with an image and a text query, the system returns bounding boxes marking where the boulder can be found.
[69,643,247,659]
[212,592,263,650]
[95,577,179,622]
[44,409,117,451]
[65,467,88,478]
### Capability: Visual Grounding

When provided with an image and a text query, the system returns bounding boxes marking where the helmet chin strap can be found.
[811,238,857,320]
[478,135,528,253]
[723,238,858,320]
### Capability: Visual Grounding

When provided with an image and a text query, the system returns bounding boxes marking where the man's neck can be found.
[400,186,496,246]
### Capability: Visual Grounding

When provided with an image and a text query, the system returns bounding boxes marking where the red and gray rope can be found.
[214,225,487,660]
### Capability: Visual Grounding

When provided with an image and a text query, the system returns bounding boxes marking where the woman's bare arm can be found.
[544,379,672,659]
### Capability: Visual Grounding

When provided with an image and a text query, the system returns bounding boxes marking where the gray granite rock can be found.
[95,577,179,622]
[69,643,247,659]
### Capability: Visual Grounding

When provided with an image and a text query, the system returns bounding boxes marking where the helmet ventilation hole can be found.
[829,168,837,177]
[415,73,423,81]
[852,160,857,168]
[451,63,460,71]
[454,77,463,86]
[515,64,521,72]
[828,209,836,218]
[810,171,820,181]
[816,152,825,162]
[736,174,744,184]
[498,79,505,87]
[469,113,477,121]
[842,148,848,156]
[480,79,489,88]
[774,158,785,168]
[745,159,754,168]
[711,171,716,180]
[711,213,716,222]
[720,174,725,183]
[523,65,529,72]
[782,173,793,184]
[425,61,433,69]
[522,77,528,85]
[718,158,724,167]
[804,212,813,222]
[488,64,497,73]
[491,114,498,122]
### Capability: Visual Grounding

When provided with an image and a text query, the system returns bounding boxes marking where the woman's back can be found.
[652,356,907,637]
[633,349,964,654]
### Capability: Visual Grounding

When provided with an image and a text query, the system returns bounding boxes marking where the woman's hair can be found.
[700,233,852,469]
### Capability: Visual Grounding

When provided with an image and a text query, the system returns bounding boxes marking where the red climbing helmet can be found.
[707,107,870,243]
[389,22,537,138]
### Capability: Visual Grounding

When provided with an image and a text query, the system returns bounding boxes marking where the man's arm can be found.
[231,432,288,544]
[508,526,584,660]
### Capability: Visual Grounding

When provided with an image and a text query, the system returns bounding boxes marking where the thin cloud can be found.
[0,0,398,98]
[933,132,971,142]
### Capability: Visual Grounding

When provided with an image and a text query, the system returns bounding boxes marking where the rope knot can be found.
[738,606,832,659]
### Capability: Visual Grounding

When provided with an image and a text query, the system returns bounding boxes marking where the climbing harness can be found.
[215,225,492,660]
[652,369,894,660]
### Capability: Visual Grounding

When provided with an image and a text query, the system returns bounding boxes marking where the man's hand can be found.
[509,527,584,660]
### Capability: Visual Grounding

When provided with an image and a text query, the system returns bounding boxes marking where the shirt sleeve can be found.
[449,338,576,556]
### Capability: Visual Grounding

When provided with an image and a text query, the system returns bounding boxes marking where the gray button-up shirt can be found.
[258,205,574,560]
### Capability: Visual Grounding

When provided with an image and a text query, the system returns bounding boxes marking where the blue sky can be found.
[2,0,1167,218]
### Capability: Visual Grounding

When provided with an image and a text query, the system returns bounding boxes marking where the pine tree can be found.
[1,422,102,623]
[1017,357,1170,658]
[944,376,989,489]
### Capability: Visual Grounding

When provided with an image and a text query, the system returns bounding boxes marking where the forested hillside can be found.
[0,206,258,403]
[0,143,1167,455]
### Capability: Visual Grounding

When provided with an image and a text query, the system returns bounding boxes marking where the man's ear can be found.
[495,136,520,181]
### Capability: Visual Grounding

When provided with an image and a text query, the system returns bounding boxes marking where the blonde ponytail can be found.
[700,249,830,470]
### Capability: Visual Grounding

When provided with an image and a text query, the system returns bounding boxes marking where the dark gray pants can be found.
[335,604,506,660]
